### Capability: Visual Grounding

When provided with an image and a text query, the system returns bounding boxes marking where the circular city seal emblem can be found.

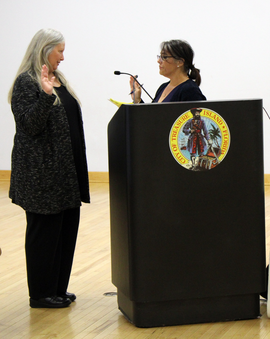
[169,107,230,171]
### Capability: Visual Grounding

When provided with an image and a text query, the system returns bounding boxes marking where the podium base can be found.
[117,290,260,328]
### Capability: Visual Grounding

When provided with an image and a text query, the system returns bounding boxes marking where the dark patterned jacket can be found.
[9,72,90,214]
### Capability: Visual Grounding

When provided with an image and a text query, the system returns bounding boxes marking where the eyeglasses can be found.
[157,55,175,61]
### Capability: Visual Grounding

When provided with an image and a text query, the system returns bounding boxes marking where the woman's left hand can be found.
[41,65,55,95]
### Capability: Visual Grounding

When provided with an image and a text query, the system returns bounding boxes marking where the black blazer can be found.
[153,79,206,102]
[9,72,90,214]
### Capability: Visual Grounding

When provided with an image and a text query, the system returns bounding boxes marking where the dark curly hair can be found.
[160,40,202,86]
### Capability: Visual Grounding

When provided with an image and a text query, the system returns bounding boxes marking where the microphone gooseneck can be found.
[114,71,154,101]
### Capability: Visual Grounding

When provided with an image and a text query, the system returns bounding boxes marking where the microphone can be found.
[114,71,154,101]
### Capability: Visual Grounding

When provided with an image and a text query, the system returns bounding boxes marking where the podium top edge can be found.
[121,98,263,107]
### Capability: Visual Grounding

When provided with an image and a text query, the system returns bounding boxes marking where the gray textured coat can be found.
[9,72,90,214]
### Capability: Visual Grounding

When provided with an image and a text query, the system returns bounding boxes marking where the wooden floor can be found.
[0,180,270,339]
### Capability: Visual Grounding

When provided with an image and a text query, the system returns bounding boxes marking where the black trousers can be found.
[25,207,80,300]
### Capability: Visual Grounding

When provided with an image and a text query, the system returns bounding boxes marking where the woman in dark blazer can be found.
[8,28,90,308]
[130,39,206,103]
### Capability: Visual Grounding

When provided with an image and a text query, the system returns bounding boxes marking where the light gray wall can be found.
[1,0,270,172]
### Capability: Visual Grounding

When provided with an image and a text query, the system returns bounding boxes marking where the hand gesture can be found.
[129,76,141,103]
[41,65,55,95]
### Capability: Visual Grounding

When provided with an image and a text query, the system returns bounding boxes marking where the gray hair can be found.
[8,28,80,104]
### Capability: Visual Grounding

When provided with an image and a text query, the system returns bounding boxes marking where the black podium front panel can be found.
[108,100,265,327]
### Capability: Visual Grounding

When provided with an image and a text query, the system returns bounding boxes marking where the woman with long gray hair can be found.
[8,28,90,308]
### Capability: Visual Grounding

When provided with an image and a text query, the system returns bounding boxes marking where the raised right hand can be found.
[41,65,55,95]
[129,76,141,103]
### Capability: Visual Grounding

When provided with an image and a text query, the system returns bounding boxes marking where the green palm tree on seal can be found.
[209,124,221,148]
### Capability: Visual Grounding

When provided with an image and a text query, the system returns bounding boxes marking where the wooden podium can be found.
[107,100,266,327]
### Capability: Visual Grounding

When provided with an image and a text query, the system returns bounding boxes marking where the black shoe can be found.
[30,296,71,308]
[58,292,76,302]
